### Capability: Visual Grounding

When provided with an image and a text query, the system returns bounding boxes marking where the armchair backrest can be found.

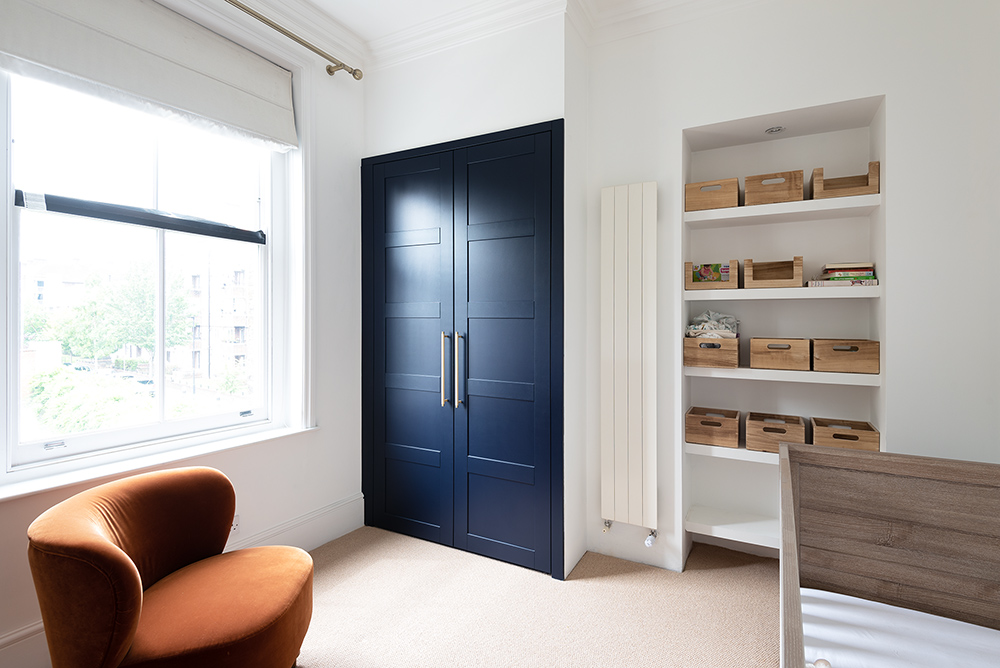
[27,466,236,668]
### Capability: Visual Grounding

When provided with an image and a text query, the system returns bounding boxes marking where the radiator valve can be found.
[602,519,612,533]
[644,529,657,547]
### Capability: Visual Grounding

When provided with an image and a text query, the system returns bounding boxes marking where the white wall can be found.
[585,0,1000,571]
[0,6,367,666]
[362,15,565,157]
[562,16,590,575]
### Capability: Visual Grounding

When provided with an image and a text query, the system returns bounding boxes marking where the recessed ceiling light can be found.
[765,126,785,135]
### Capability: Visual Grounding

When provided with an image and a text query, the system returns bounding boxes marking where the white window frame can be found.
[0,9,316,495]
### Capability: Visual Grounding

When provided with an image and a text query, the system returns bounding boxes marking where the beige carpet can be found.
[297,527,779,668]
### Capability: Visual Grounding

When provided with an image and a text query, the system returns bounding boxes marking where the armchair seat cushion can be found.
[120,546,312,668]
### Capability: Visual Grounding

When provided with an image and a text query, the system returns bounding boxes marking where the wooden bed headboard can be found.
[780,443,1000,667]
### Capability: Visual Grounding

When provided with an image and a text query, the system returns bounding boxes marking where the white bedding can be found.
[801,587,1000,667]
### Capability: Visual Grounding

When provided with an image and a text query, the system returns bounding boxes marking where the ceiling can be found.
[304,0,752,43]
[300,0,767,69]
[306,0,481,44]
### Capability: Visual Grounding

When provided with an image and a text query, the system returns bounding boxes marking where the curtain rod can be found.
[225,0,363,80]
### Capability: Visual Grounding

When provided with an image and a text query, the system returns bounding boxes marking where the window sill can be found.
[0,425,317,503]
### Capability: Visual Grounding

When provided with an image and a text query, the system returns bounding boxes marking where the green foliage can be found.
[113,359,139,372]
[51,267,192,359]
[28,366,153,435]
[215,358,251,396]
[22,305,52,342]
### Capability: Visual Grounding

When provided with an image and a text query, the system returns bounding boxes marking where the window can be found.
[6,73,279,469]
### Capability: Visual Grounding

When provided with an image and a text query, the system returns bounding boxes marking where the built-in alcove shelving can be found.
[677,96,887,559]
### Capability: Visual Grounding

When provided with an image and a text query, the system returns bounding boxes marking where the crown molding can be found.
[568,0,776,46]
[565,0,594,44]
[366,0,566,72]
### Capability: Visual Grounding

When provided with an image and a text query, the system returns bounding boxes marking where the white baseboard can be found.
[0,620,48,668]
[1,492,365,667]
[226,492,364,552]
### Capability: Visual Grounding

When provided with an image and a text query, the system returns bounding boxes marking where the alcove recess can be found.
[675,96,886,560]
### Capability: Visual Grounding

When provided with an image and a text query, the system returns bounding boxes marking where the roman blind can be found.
[0,0,297,149]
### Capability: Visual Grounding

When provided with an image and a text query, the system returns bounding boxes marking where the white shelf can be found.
[684,442,779,465]
[684,285,880,301]
[685,505,780,549]
[684,193,881,229]
[684,366,881,387]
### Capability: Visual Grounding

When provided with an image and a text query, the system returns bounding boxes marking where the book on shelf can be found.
[821,261,875,272]
[807,278,879,287]
[821,270,875,278]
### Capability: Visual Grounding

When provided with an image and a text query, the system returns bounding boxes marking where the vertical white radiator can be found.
[600,182,657,531]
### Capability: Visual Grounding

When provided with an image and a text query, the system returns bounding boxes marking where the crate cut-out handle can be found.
[763,426,787,434]
[705,412,726,418]
[700,420,722,428]
[761,177,786,185]
[767,343,792,350]
[833,345,861,352]
[832,433,860,441]
[700,184,723,192]
[763,417,787,424]
[699,342,722,349]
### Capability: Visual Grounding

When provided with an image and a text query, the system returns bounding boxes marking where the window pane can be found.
[20,211,159,443]
[164,233,263,421]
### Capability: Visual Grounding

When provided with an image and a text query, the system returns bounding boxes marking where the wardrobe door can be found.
[453,134,552,571]
[370,153,455,544]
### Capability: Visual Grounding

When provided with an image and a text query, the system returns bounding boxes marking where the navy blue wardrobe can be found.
[362,121,564,577]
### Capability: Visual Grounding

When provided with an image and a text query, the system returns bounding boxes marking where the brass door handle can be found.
[455,331,463,406]
[441,332,450,407]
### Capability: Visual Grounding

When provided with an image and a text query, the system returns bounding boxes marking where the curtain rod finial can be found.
[326,64,364,80]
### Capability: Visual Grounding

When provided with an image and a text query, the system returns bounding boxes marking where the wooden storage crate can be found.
[685,260,738,290]
[745,170,803,206]
[685,177,739,212]
[750,338,811,371]
[812,338,880,374]
[745,412,806,453]
[812,417,880,451]
[683,337,739,368]
[744,256,803,288]
[812,161,880,199]
[686,407,739,448]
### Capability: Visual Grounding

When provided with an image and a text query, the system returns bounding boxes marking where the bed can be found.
[779,443,1000,668]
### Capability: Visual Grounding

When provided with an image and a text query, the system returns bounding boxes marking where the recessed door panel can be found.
[468,319,534,384]
[386,318,443,377]
[467,396,534,466]
[468,473,535,547]
[467,236,535,304]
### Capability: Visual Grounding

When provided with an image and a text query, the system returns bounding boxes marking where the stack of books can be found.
[807,262,878,287]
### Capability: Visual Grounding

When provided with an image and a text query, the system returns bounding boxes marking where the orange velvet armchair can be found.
[26,467,313,668]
